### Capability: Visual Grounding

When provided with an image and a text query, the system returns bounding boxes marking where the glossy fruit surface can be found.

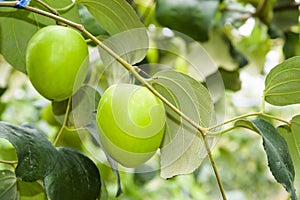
[41,103,59,126]
[96,84,166,168]
[26,25,89,101]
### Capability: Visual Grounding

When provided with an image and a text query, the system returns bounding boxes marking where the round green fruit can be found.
[96,84,166,168]
[26,25,89,101]
[41,103,60,126]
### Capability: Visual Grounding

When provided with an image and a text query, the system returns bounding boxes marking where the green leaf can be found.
[71,85,101,128]
[155,0,219,42]
[77,0,149,81]
[283,31,300,59]
[18,180,47,200]
[290,116,300,199]
[236,118,297,200]
[0,122,101,200]
[278,127,300,198]
[77,4,107,38]
[0,122,58,182]
[278,115,300,199]
[228,38,248,69]
[0,0,80,73]
[0,87,6,97]
[291,116,300,160]
[44,147,101,200]
[270,0,299,36]
[256,0,276,24]
[201,29,244,71]
[0,170,18,200]
[51,99,69,125]
[77,0,145,35]
[219,68,241,91]
[264,56,300,106]
[151,70,215,178]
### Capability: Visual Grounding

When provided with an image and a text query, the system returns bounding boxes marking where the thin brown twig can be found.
[33,0,58,15]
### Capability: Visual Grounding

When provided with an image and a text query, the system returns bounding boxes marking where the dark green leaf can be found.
[271,0,299,32]
[0,122,58,182]
[201,29,247,71]
[152,70,215,178]
[44,147,101,200]
[236,118,297,200]
[155,0,219,42]
[0,0,80,73]
[77,4,107,38]
[0,87,6,97]
[0,170,18,200]
[256,0,276,24]
[290,116,300,199]
[278,120,300,199]
[264,56,300,106]
[291,115,300,157]
[283,31,300,59]
[77,0,145,35]
[219,68,241,91]
[0,122,101,200]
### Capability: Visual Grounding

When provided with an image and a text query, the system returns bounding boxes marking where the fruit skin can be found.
[26,25,89,101]
[41,103,60,126]
[96,84,166,168]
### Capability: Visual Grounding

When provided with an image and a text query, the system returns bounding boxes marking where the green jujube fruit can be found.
[96,84,166,168]
[26,25,89,101]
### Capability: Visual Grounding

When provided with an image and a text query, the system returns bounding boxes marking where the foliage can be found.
[0,0,300,199]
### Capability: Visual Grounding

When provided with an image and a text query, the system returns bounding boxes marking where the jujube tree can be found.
[0,0,299,200]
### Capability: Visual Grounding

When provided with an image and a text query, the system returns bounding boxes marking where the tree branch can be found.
[0,2,227,199]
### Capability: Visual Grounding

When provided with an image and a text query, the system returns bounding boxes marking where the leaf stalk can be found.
[0,159,18,166]
[53,97,72,146]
